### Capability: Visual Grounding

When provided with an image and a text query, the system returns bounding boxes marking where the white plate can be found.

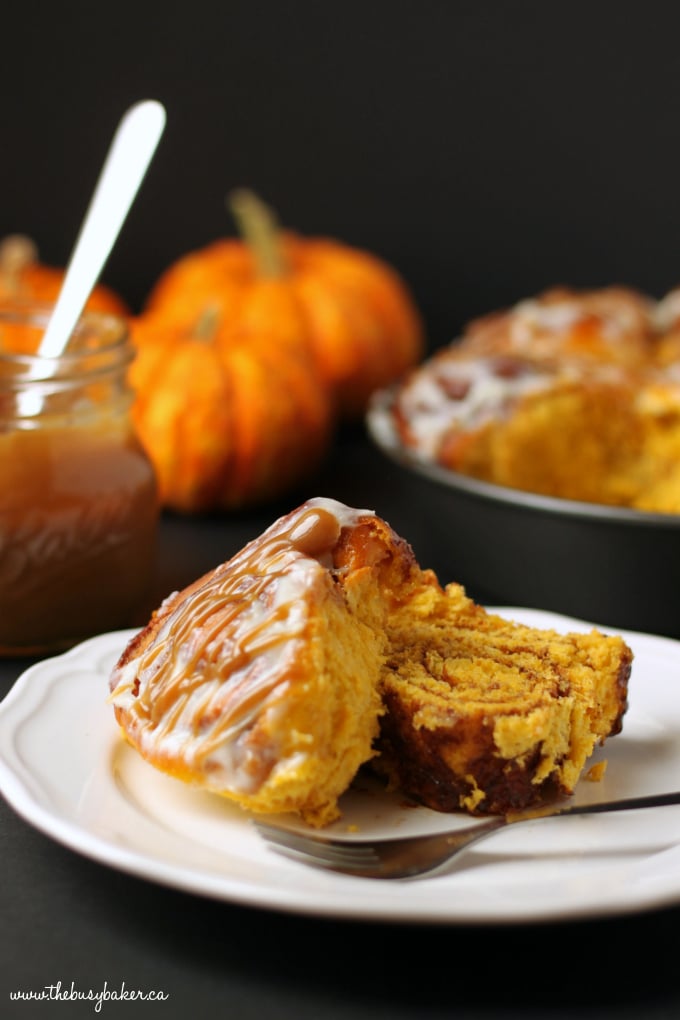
[1,609,680,925]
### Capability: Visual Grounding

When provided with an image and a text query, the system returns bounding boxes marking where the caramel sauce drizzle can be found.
[110,499,371,792]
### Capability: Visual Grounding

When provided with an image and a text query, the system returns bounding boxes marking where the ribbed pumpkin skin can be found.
[0,235,128,315]
[144,233,424,419]
[129,313,334,513]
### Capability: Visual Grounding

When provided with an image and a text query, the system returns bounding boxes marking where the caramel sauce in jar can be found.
[0,304,159,655]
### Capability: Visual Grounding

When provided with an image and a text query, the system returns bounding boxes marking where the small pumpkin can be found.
[0,234,128,315]
[143,190,425,419]
[129,308,333,513]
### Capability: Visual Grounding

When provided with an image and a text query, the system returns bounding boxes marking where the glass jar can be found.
[0,303,159,655]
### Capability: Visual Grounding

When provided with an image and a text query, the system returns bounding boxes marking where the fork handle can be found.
[545,790,680,819]
[373,791,680,879]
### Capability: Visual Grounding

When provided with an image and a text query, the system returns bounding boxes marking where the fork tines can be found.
[253,821,381,873]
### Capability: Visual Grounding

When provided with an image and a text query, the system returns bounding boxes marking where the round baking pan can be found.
[367,389,679,640]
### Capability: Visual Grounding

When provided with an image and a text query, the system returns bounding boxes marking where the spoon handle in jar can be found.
[37,99,166,360]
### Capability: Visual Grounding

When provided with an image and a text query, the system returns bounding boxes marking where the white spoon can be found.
[37,99,166,361]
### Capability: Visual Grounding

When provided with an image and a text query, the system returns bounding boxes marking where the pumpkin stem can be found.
[194,305,221,340]
[0,234,38,293]
[228,189,286,278]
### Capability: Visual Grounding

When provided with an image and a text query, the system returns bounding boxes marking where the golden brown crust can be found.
[110,498,633,824]
[387,285,680,513]
[377,643,632,815]
[109,499,405,825]
[377,691,563,814]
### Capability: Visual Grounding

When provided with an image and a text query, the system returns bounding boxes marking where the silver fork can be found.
[254,790,680,880]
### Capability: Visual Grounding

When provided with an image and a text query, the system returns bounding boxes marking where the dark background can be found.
[3,5,680,1011]
[3,1,680,354]
[4,6,680,1017]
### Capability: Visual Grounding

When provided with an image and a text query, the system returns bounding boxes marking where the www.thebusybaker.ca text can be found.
[9,979,169,1012]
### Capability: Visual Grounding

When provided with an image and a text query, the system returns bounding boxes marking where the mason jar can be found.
[0,303,159,655]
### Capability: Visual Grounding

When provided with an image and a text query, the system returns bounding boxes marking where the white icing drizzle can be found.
[393,288,662,463]
[655,289,680,332]
[109,497,374,795]
[507,291,654,351]
[395,355,554,459]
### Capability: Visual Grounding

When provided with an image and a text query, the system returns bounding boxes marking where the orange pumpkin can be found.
[143,191,425,419]
[129,308,333,513]
[0,234,128,315]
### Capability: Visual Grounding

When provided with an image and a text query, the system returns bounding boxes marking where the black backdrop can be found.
[5,11,680,1014]
[2,1,680,351]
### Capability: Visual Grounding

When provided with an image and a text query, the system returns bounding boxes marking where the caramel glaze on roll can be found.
[382,285,680,513]
[110,498,632,825]
[109,498,413,826]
